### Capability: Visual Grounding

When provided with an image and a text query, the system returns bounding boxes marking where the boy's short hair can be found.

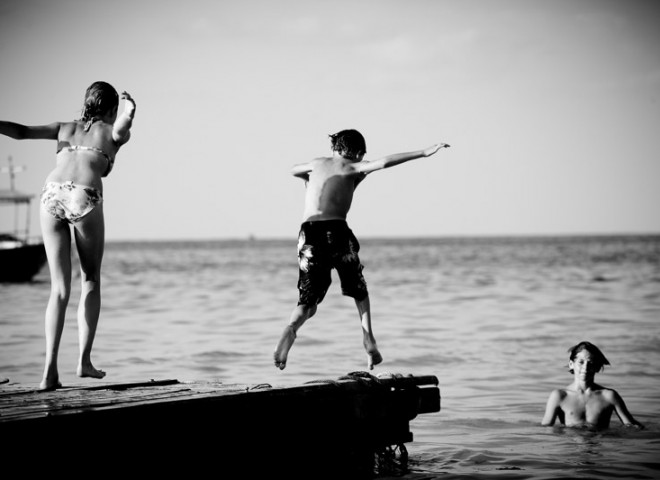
[567,341,611,373]
[329,129,366,159]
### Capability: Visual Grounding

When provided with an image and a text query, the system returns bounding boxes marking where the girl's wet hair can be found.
[80,81,119,131]
[329,129,366,159]
[567,341,611,373]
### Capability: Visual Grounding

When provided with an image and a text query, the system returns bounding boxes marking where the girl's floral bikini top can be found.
[56,144,115,177]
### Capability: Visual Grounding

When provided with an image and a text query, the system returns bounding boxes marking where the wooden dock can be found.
[0,372,440,478]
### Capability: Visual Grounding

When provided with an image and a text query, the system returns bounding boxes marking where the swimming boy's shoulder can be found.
[549,388,569,401]
[592,385,620,402]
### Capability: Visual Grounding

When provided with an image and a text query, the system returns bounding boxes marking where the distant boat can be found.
[0,156,47,282]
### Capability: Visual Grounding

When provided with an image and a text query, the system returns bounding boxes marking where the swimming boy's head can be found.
[81,81,119,123]
[567,341,611,374]
[329,129,366,160]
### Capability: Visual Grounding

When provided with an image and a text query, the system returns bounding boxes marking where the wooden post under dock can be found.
[0,372,440,478]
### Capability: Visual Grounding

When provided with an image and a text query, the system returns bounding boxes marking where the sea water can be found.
[1,235,659,478]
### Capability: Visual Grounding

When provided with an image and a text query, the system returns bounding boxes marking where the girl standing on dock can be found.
[0,81,136,391]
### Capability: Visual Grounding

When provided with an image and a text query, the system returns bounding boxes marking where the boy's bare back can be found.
[292,141,448,224]
[300,156,365,222]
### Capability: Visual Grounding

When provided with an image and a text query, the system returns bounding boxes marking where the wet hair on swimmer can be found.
[329,129,366,160]
[80,81,119,131]
[567,341,611,374]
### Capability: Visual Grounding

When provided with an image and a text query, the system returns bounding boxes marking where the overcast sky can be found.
[1,0,658,241]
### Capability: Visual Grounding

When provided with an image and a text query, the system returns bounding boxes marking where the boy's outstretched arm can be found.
[355,143,449,175]
[0,121,59,140]
[112,91,136,145]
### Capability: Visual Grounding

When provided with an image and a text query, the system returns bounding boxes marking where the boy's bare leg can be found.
[274,303,317,370]
[355,295,382,370]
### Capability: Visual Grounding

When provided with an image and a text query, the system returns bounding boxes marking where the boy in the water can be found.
[542,341,644,429]
[273,129,449,371]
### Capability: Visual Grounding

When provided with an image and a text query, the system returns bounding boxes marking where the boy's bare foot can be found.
[367,349,383,370]
[77,364,106,379]
[274,326,297,370]
[363,335,382,370]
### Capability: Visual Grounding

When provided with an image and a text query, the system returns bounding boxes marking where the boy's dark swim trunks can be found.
[296,220,368,306]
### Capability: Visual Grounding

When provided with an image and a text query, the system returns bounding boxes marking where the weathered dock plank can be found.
[0,372,440,478]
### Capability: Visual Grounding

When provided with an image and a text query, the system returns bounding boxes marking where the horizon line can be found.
[104,231,660,243]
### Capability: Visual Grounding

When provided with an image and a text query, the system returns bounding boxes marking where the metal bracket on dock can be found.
[374,443,409,476]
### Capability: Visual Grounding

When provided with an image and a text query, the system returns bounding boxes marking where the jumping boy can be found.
[273,129,449,370]
[541,341,644,429]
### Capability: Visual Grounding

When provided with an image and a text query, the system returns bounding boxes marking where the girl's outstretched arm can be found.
[112,91,136,145]
[0,121,60,140]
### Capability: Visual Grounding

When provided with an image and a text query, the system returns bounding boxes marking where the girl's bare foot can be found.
[77,364,106,379]
[39,377,62,391]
